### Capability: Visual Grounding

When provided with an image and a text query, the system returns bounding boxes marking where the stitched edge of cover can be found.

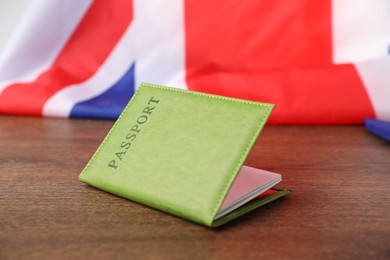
[142,83,274,225]
[211,188,292,227]
[143,83,272,107]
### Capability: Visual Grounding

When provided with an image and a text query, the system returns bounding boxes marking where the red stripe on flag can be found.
[0,0,133,116]
[185,0,375,123]
[186,64,375,124]
[185,0,333,71]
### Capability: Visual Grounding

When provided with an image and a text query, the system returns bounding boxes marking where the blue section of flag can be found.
[70,63,135,119]
[365,118,390,142]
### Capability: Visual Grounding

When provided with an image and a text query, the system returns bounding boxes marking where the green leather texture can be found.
[79,83,279,226]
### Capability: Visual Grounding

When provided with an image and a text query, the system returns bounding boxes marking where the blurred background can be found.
[0,0,389,124]
[0,1,27,54]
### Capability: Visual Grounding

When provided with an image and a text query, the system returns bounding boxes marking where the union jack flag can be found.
[0,0,389,124]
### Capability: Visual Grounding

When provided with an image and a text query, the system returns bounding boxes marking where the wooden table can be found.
[0,116,389,259]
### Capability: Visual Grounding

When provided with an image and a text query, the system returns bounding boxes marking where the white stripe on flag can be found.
[332,0,390,64]
[355,57,390,121]
[132,0,187,89]
[0,0,93,94]
[43,0,187,117]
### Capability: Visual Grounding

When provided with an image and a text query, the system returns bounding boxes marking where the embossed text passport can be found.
[79,83,291,227]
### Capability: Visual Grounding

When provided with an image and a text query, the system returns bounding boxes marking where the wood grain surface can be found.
[0,116,389,259]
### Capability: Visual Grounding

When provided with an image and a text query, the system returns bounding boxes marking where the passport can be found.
[79,83,291,227]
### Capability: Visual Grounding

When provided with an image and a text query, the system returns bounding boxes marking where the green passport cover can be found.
[79,83,291,227]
